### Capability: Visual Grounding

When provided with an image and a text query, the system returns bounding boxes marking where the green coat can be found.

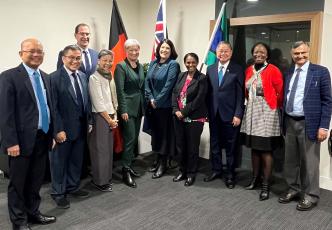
[114,60,145,118]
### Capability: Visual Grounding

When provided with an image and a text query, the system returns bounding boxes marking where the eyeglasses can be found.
[64,56,82,61]
[21,50,44,55]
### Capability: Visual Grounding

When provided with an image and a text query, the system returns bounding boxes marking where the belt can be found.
[286,114,305,121]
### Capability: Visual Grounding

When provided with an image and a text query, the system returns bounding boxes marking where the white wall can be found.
[318,0,332,190]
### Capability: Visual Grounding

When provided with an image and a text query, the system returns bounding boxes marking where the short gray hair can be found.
[124,39,140,49]
[217,41,232,50]
[98,49,114,59]
[292,41,310,49]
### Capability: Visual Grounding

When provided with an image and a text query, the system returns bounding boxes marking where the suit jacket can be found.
[50,66,91,140]
[0,64,54,156]
[56,48,98,78]
[206,61,245,122]
[283,63,332,140]
[145,59,180,108]
[172,70,208,120]
[114,60,145,117]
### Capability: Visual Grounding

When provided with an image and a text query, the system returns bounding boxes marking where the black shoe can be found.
[203,172,221,182]
[28,212,56,225]
[69,189,90,198]
[173,172,186,182]
[91,181,113,192]
[148,159,160,173]
[184,177,195,186]
[259,182,269,201]
[128,166,141,177]
[12,224,31,230]
[225,178,235,189]
[152,163,166,179]
[55,197,70,209]
[122,167,137,188]
[245,176,260,190]
[278,192,300,204]
[296,199,317,211]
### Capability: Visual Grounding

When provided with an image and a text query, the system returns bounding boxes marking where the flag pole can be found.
[199,2,226,72]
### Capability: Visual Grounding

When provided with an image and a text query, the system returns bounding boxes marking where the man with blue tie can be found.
[279,41,332,211]
[0,38,56,230]
[50,45,91,209]
[56,23,98,79]
[204,41,245,189]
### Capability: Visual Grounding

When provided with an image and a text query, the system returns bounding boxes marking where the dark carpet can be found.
[1,152,332,230]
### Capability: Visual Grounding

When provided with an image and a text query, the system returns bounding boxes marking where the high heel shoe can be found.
[152,162,166,179]
[259,182,269,201]
[245,176,259,190]
[122,167,137,188]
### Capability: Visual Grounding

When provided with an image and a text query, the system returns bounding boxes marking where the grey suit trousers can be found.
[284,116,320,202]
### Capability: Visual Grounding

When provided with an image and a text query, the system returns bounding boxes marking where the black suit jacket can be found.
[0,64,54,156]
[206,61,245,122]
[172,70,208,120]
[50,67,91,140]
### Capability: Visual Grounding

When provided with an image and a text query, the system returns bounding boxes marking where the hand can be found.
[232,116,241,127]
[151,100,156,109]
[109,119,118,129]
[317,128,328,142]
[175,111,183,120]
[55,131,67,143]
[121,113,129,122]
[7,145,20,157]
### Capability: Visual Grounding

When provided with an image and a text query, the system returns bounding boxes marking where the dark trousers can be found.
[50,134,85,201]
[209,114,240,178]
[284,116,320,202]
[173,118,204,177]
[8,131,49,226]
[150,108,176,157]
[121,115,142,168]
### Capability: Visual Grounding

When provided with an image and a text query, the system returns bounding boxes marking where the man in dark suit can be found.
[0,38,56,230]
[56,23,98,79]
[56,23,98,179]
[50,45,91,209]
[279,41,332,211]
[204,41,244,189]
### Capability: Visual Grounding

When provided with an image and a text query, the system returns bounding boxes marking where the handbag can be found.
[113,126,123,154]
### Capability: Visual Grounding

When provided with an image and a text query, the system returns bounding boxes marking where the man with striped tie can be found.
[0,38,56,230]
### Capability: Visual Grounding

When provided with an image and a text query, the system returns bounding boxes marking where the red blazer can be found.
[245,64,283,109]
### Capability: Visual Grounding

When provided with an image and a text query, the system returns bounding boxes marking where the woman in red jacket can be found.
[240,42,283,201]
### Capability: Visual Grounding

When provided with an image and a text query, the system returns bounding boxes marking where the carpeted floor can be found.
[1,152,332,230]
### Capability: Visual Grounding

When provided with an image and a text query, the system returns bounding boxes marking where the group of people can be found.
[0,22,331,230]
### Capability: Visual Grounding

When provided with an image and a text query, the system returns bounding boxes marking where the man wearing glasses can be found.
[50,45,91,209]
[0,38,56,230]
[56,23,98,79]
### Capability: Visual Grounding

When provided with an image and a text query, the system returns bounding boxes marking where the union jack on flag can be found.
[151,0,167,60]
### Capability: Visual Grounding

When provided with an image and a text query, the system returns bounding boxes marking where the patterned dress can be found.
[240,64,282,151]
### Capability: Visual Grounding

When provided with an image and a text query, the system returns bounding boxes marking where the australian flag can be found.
[151,0,167,60]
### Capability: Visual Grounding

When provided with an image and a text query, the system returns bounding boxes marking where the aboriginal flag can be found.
[109,0,127,74]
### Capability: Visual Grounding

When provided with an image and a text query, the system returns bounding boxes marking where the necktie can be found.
[218,66,224,86]
[33,71,49,133]
[72,73,84,115]
[83,50,91,73]
[286,68,302,113]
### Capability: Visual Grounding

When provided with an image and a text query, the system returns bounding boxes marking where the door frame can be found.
[210,11,323,63]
